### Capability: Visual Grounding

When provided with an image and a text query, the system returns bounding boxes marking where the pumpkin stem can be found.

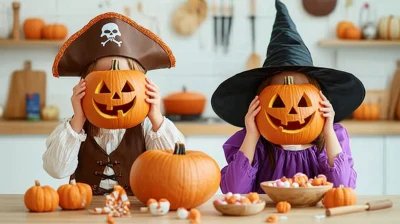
[110,59,120,70]
[173,142,186,155]
[34,180,40,187]
[284,76,294,85]
[70,179,76,185]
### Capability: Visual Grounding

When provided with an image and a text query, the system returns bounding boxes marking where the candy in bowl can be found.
[260,173,333,207]
[213,192,266,216]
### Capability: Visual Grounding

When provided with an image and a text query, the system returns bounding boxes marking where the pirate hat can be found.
[52,12,175,77]
[211,0,365,127]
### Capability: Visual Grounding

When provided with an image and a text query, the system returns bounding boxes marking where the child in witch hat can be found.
[43,12,184,195]
[211,0,365,193]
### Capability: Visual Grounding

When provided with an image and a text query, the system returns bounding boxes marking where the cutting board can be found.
[388,61,400,120]
[3,61,46,119]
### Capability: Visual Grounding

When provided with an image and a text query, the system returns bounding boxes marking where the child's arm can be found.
[42,118,86,179]
[318,123,356,188]
[220,129,260,194]
[143,117,185,150]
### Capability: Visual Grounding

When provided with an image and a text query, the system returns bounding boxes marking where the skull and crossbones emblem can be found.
[100,23,122,47]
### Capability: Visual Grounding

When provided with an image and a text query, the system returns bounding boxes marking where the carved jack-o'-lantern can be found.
[255,76,325,145]
[82,59,149,129]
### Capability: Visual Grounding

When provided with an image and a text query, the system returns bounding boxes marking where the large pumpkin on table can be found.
[130,142,221,210]
[255,76,325,145]
[82,59,149,129]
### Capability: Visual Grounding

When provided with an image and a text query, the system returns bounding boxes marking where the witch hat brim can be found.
[211,0,365,127]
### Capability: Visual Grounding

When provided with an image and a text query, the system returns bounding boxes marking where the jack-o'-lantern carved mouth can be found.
[94,98,136,117]
[266,112,314,131]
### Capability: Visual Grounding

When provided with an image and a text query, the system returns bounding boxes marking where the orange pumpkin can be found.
[322,185,357,209]
[276,201,291,213]
[344,27,362,40]
[42,24,68,40]
[247,192,260,203]
[256,76,325,145]
[23,18,45,39]
[353,103,380,120]
[129,142,221,210]
[57,179,93,210]
[82,59,150,129]
[293,173,309,185]
[24,180,59,212]
[337,21,355,39]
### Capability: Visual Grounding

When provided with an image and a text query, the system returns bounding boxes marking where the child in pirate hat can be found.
[211,0,365,193]
[43,12,184,195]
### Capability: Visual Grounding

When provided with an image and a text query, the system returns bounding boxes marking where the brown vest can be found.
[70,123,145,196]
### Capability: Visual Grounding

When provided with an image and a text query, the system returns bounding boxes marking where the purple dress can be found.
[220,123,357,194]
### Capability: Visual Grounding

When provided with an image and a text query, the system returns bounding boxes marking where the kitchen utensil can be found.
[388,60,400,119]
[11,1,20,40]
[0,3,10,38]
[246,0,261,70]
[359,2,377,39]
[3,61,46,120]
[0,105,3,118]
[213,200,266,216]
[302,0,337,17]
[212,0,218,50]
[260,181,333,207]
[326,199,393,217]
[220,0,225,48]
[224,0,233,54]
[162,86,206,117]
[171,0,207,37]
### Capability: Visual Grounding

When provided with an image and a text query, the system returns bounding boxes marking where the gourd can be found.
[42,24,68,40]
[378,16,400,40]
[322,185,357,208]
[23,18,45,39]
[256,76,325,145]
[276,201,291,213]
[130,142,221,210]
[24,180,59,212]
[57,179,92,210]
[353,103,380,120]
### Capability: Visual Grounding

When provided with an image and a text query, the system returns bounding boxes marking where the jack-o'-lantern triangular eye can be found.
[272,95,285,108]
[100,82,111,93]
[122,81,134,92]
[298,93,311,107]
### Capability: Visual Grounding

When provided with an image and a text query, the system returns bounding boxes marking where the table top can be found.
[0,194,399,223]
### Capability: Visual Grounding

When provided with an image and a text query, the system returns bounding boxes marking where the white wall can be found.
[1,0,400,195]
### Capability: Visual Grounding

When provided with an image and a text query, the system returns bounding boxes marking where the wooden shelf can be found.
[1,119,400,136]
[0,39,64,47]
[318,39,400,47]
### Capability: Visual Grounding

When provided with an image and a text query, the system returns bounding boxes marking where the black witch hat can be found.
[211,0,365,127]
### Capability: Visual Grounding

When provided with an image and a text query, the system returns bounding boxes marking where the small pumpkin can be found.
[256,76,325,145]
[378,16,400,40]
[344,27,362,40]
[82,59,150,129]
[130,142,221,210]
[337,21,355,39]
[42,24,68,40]
[322,185,357,208]
[24,180,59,212]
[353,103,380,120]
[57,179,92,210]
[276,201,291,213]
[188,208,201,223]
[23,18,45,39]
[247,192,260,203]
[293,172,309,185]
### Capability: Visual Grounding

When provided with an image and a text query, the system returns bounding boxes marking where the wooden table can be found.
[0,194,399,223]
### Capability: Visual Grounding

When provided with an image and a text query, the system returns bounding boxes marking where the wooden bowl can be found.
[213,201,266,216]
[260,181,333,207]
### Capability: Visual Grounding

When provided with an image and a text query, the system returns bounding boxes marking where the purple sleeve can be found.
[220,129,260,194]
[318,123,357,189]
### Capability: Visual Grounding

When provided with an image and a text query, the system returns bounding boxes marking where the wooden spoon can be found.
[246,0,261,70]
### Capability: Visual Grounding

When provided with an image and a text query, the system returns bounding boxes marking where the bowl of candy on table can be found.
[260,173,333,207]
[213,192,266,216]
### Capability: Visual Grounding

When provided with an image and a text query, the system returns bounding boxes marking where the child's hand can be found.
[319,91,335,134]
[245,96,261,137]
[70,79,87,133]
[145,77,163,131]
